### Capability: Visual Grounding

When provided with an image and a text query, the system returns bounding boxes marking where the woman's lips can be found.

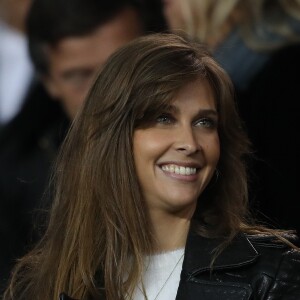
[158,162,201,181]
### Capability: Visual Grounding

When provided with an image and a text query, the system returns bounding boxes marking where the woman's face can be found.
[133,78,220,216]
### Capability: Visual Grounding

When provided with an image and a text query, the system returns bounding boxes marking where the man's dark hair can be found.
[26,0,165,75]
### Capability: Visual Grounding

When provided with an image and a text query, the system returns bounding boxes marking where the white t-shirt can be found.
[0,21,33,124]
[132,248,184,300]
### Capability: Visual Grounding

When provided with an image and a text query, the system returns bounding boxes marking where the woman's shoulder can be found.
[185,230,300,274]
[179,231,300,299]
[246,232,300,263]
[245,232,300,297]
[246,232,300,261]
[246,231,299,246]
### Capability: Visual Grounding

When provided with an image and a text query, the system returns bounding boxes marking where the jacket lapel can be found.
[183,232,259,276]
[175,232,259,300]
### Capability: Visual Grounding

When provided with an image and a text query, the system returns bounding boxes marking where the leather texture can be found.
[60,233,300,299]
[175,232,300,299]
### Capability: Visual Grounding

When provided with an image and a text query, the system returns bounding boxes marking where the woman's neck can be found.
[150,208,193,253]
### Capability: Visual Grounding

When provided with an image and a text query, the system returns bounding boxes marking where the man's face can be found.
[43,7,143,119]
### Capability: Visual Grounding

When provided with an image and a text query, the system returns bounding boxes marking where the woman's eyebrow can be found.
[195,109,218,116]
[164,104,218,117]
[161,104,179,114]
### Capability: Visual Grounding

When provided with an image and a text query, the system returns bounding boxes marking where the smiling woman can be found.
[3,33,300,300]
[133,79,220,230]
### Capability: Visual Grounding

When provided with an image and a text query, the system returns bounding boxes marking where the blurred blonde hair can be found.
[179,0,241,46]
[177,0,300,51]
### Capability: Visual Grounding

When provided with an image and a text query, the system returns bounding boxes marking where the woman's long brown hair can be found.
[4,33,271,299]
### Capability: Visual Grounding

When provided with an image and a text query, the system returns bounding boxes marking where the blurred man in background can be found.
[0,0,165,294]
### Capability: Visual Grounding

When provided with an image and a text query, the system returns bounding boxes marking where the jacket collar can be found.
[182,231,259,277]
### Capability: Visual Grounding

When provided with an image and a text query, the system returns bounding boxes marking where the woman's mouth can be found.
[161,164,197,176]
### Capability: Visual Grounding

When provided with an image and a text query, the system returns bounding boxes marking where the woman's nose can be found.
[174,125,201,155]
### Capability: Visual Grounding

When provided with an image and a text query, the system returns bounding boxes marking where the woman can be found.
[4,33,300,300]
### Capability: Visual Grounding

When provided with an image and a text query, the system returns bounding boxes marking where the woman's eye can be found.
[194,118,216,128]
[156,114,174,124]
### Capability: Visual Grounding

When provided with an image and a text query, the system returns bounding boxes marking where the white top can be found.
[0,21,34,124]
[132,248,184,300]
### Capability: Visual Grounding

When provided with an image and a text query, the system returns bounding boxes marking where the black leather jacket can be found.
[60,232,300,299]
[176,232,300,299]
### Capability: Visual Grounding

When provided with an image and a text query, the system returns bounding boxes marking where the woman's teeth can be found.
[161,164,197,175]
